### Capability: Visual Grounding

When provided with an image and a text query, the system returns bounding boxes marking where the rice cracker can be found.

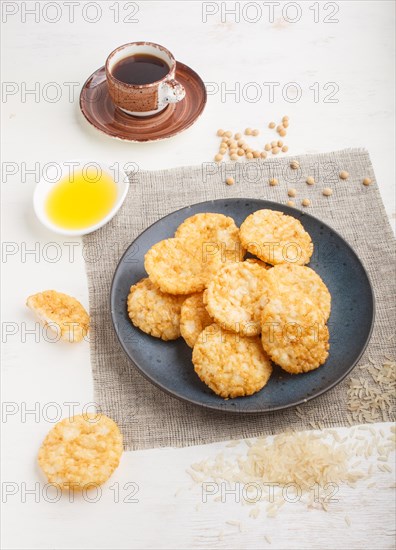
[193,323,273,398]
[127,277,185,340]
[261,294,329,374]
[239,209,313,265]
[204,261,271,336]
[144,237,221,294]
[180,292,213,348]
[38,413,123,490]
[26,290,89,343]
[267,263,331,321]
[175,212,245,263]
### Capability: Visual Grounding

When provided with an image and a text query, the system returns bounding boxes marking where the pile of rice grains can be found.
[214,117,373,206]
[184,356,395,537]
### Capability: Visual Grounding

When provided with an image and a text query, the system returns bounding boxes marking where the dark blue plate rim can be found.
[110,198,375,414]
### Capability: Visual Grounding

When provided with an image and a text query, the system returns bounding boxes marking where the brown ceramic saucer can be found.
[79,62,207,142]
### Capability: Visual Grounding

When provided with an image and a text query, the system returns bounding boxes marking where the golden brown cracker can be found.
[175,212,245,263]
[204,261,271,336]
[267,263,331,320]
[240,209,313,265]
[38,414,123,490]
[127,278,185,340]
[193,323,273,398]
[144,237,221,294]
[26,290,89,343]
[261,294,329,374]
[180,292,213,348]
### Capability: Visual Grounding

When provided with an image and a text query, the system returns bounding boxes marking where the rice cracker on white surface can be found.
[38,414,123,490]
[26,290,89,343]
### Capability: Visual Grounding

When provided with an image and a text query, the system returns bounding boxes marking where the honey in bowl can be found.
[45,167,117,230]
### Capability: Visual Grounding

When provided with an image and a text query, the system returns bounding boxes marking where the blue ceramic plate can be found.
[110,199,375,413]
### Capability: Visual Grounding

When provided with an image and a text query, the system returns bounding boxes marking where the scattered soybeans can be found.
[363,177,372,186]
[290,160,300,170]
[286,200,295,207]
[339,170,349,180]
[214,118,292,167]
[269,178,278,186]
[226,177,235,186]
[306,176,315,185]
[302,198,311,207]
[323,187,333,196]
[288,188,297,197]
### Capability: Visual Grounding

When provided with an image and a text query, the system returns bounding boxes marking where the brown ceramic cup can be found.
[105,42,185,117]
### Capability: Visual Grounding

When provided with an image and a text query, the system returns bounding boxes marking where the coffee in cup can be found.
[106,42,185,116]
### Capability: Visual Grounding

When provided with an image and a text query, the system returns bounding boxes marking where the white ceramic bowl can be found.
[33,160,129,236]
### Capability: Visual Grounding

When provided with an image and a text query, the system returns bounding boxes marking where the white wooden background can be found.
[1,1,395,548]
